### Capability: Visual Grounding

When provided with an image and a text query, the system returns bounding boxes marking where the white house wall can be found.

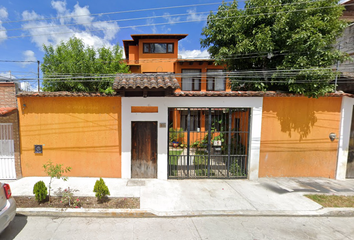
[121,97,263,180]
[337,96,354,179]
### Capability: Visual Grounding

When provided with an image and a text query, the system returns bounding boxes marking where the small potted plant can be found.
[169,128,184,148]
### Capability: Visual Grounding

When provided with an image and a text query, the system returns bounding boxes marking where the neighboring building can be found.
[336,0,354,93]
[14,34,354,180]
[0,82,22,179]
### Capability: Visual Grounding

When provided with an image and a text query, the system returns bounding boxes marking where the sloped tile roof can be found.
[17,92,116,97]
[0,107,17,116]
[113,74,180,90]
[173,91,353,97]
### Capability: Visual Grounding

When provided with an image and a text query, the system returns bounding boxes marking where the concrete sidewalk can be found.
[7,177,354,217]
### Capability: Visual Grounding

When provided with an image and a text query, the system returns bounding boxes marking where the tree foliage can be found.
[201,0,349,97]
[41,37,129,93]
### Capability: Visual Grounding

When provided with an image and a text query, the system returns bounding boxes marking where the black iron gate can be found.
[168,107,250,179]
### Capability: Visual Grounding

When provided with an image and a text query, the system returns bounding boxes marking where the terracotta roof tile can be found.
[113,74,180,90]
[17,92,116,97]
[174,91,354,97]
[0,107,17,116]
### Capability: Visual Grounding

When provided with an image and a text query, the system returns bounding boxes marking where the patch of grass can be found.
[306,195,354,207]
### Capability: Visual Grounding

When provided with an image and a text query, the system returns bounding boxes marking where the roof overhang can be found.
[113,73,180,97]
[0,107,17,116]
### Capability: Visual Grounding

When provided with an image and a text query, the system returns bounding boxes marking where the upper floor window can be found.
[207,70,225,91]
[181,69,201,91]
[143,43,174,53]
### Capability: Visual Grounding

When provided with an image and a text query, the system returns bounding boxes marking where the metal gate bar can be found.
[168,107,250,179]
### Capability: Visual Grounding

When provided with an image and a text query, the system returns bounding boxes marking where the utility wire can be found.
[0,0,333,33]
[0,0,334,25]
[1,1,232,24]
[0,2,348,40]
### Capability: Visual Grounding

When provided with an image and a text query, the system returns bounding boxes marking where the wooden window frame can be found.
[207,70,226,91]
[181,69,201,91]
[143,43,174,54]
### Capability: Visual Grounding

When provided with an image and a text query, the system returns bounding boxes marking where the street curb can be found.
[16,208,157,218]
[16,207,354,218]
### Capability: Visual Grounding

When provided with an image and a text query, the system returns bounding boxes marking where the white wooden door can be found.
[0,123,16,179]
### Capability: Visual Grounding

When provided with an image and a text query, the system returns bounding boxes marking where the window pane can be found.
[182,78,192,91]
[207,78,214,91]
[167,43,173,53]
[152,43,166,53]
[208,70,225,91]
[215,76,225,91]
[182,70,200,91]
[143,44,149,53]
[193,78,200,91]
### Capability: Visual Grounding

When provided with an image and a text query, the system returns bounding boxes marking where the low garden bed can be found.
[14,196,140,209]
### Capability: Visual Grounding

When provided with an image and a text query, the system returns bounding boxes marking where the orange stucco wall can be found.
[259,97,342,178]
[17,97,122,178]
[138,38,178,73]
[129,45,139,61]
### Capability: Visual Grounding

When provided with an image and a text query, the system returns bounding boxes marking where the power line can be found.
[1,11,210,33]
[0,0,332,33]
[0,1,347,40]
[1,1,231,24]
[0,60,37,63]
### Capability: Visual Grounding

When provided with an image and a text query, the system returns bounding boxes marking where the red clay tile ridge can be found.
[17,92,116,97]
[0,107,17,116]
[174,91,354,97]
[113,73,180,90]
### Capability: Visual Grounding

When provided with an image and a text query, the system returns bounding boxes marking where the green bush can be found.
[93,178,110,202]
[33,181,48,202]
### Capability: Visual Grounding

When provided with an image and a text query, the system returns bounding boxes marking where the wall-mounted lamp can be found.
[329,132,339,142]
[22,104,26,110]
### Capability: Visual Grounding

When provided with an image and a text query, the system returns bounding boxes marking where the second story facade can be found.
[123,34,231,92]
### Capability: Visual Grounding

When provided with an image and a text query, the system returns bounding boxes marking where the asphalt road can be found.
[1,215,354,240]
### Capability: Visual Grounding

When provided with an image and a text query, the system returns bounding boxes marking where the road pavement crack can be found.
[191,218,203,239]
[225,181,258,211]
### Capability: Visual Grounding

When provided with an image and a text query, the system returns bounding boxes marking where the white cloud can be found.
[0,7,8,19]
[146,18,157,34]
[19,82,37,92]
[179,49,210,59]
[0,7,8,43]
[71,3,93,26]
[163,13,180,25]
[22,50,36,66]
[51,1,67,14]
[21,1,119,50]
[0,72,16,80]
[186,8,206,22]
[0,24,7,43]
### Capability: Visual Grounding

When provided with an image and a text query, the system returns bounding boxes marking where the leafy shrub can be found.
[33,181,48,202]
[229,162,246,177]
[93,178,110,202]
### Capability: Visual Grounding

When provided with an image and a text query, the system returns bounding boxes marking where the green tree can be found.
[41,37,129,93]
[201,0,349,97]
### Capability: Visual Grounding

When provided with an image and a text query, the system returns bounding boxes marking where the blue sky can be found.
[0,0,242,89]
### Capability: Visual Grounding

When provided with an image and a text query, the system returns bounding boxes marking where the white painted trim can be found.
[337,96,354,179]
[121,97,263,180]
